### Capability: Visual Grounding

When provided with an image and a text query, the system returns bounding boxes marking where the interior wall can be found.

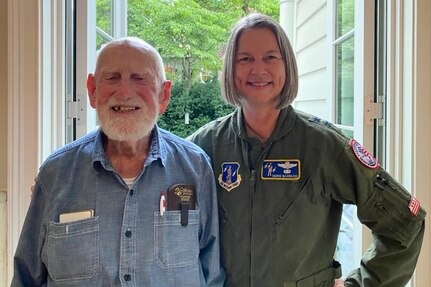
[0,0,8,190]
[0,0,8,285]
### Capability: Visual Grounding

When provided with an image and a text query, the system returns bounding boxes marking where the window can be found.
[68,0,127,142]
[333,0,356,276]
[334,0,355,138]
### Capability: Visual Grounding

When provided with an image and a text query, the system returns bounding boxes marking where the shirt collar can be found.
[91,126,166,173]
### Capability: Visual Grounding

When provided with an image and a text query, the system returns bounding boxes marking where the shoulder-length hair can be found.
[221,13,298,109]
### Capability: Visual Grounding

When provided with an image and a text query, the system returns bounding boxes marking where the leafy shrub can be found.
[158,77,235,138]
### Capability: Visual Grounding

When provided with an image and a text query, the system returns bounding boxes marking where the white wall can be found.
[293,0,330,120]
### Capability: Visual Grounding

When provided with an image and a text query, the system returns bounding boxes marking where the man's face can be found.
[87,43,171,142]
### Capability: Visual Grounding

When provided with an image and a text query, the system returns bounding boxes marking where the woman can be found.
[189,13,425,287]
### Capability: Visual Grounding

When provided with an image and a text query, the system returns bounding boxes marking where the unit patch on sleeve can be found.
[350,139,379,169]
[261,160,301,180]
[218,162,242,192]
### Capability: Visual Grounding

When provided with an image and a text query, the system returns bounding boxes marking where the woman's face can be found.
[234,28,286,109]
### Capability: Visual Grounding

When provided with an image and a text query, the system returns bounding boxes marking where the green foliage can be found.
[127,0,279,84]
[158,78,235,138]
[96,0,112,49]
[128,0,231,84]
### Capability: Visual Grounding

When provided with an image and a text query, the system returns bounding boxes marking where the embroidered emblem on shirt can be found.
[409,196,421,217]
[350,139,379,169]
[261,160,301,180]
[218,162,242,192]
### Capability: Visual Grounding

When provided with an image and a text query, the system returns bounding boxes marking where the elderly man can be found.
[12,37,225,286]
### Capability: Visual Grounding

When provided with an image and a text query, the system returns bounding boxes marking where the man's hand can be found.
[334,279,344,287]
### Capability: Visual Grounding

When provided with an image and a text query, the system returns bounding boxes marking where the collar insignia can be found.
[261,160,301,180]
[218,162,242,192]
[309,115,333,127]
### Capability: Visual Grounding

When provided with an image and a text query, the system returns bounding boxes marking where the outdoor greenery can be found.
[158,77,235,137]
[96,0,280,138]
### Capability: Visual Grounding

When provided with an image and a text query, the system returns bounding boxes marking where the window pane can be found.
[65,0,76,143]
[337,0,355,37]
[339,127,354,138]
[96,0,113,49]
[335,205,356,275]
[336,36,354,127]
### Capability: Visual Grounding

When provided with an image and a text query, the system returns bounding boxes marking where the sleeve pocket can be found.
[358,172,425,247]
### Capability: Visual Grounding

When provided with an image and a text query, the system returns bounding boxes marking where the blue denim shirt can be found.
[12,128,225,287]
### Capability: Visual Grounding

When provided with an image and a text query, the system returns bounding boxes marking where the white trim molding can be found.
[7,0,41,284]
[410,1,431,286]
[386,1,431,286]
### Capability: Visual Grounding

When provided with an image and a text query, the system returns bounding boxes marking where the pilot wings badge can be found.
[218,162,242,192]
[261,159,301,180]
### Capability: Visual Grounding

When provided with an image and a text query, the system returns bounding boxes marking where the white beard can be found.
[98,100,158,142]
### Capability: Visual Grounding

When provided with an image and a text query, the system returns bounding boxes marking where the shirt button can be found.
[129,189,134,196]
[124,274,131,281]
[125,230,132,238]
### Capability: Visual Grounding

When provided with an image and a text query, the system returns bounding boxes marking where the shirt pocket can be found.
[153,210,199,268]
[46,216,99,281]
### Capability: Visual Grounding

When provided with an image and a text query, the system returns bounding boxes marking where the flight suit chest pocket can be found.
[46,216,99,281]
[154,210,199,268]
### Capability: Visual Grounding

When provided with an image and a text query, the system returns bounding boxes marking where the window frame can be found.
[6,1,430,285]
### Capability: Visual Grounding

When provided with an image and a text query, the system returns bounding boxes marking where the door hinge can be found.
[365,96,384,126]
[66,95,86,126]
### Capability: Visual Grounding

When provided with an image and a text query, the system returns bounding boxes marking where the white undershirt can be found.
[123,176,137,188]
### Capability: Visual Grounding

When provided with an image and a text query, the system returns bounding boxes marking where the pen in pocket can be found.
[160,192,166,216]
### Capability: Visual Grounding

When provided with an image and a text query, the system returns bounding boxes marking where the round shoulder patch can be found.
[350,139,379,169]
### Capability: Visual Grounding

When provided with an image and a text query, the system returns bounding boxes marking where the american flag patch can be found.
[408,196,421,216]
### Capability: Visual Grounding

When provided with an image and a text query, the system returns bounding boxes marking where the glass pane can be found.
[96,0,113,50]
[65,0,76,143]
[374,0,387,166]
[336,36,354,127]
[339,127,354,138]
[335,205,356,275]
[337,0,355,37]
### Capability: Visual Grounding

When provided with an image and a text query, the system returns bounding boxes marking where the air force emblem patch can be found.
[350,139,379,169]
[261,160,301,180]
[218,162,242,192]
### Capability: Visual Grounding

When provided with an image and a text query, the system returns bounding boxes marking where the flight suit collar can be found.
[233,106,297,141]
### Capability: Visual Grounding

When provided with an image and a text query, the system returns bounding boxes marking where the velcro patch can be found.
[218,162,242,192]
[409,196,421,217]
[261,160,300,180]
[350,139,379,169]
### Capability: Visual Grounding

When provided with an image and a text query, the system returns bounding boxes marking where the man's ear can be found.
[87,74,97,108]
[159,80,172,114]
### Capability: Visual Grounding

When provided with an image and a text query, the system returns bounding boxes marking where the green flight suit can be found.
[189,106,425,287]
